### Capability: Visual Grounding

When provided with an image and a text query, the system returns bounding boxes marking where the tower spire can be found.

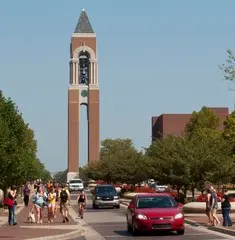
[74,9,94,33]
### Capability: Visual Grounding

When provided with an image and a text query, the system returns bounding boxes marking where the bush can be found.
[134,187,156,193]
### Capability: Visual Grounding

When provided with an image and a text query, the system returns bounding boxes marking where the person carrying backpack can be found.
[59,183,70,223]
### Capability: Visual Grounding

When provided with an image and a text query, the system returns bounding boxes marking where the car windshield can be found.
[70,180,82,184]
[96,186,116,194]
[137,196,177,209]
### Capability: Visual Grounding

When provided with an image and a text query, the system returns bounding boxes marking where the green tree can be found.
[84,138,148,185]
[219,49,235,81]
[0,91,50,190]
[185,106,220,138]
[185,107,235,190]
[53,170,67,184]
[146,136,190,193]
[223,111,235,140]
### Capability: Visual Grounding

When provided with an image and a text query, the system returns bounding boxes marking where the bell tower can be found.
[67,9,100,181]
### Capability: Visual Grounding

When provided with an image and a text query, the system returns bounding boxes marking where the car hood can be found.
[135,208,181,218]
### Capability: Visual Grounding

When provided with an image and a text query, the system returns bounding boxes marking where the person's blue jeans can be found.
[8,205,16,225]
[222,207,232,226]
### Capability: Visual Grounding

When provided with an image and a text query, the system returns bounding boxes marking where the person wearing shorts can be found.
[59,184,70,223]
[47,186,56,223]
[32,186,45,224]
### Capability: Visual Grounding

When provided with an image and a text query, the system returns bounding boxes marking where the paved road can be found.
[69,191,235,240]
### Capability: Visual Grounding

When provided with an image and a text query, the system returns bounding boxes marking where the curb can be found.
[27,229,85,240]
[185,219,235,236]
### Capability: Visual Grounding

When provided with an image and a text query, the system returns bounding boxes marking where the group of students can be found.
[31,183,71,223]
[205,184,232,227]
[29,182,87,223]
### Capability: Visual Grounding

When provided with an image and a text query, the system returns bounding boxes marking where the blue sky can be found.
[1,1,235,171]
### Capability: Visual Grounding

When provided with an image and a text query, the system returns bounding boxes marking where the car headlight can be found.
[136,214,147,220]
[96,197,101,200]
[114,196,119,199]
[175,213,183,219]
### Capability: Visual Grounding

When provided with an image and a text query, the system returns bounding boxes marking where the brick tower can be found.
[67,9,100,181]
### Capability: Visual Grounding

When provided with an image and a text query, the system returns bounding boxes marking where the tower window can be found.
[79,52,89,85]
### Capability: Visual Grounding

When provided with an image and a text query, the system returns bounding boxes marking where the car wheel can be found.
[176,229,185,235]
[116,205,120,209]
[132,219,139,236]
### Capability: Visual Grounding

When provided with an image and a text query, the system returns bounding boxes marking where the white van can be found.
[68,179,84,192]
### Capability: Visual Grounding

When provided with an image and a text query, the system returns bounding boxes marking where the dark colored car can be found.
[126,193,184,235]
[91,184,120,209]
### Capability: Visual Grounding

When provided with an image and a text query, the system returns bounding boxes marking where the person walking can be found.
[210,188,221,226]
[205,189,212,225]
[221,193,232,227]
[32,186,45,224]
[8,185,17,226]
[23,184,30,207]
[59,183,70,223]
[47,186,56,223]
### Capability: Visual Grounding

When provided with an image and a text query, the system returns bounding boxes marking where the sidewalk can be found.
[185,213,235,236]
[0,202,83,240]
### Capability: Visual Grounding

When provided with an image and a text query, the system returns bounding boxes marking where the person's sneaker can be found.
[62,220,66,223]
[65,217,69,222]
[13,223,17,226]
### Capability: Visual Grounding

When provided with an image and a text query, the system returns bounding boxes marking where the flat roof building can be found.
[152,107,229,141]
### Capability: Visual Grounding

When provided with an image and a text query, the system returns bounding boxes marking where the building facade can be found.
[152,107,229,141]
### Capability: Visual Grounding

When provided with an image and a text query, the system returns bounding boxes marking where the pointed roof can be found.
[74,9,94,33]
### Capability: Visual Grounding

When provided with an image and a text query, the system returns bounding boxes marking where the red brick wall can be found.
[152,107,229,141]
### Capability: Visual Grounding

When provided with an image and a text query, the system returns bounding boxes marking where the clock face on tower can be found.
[81,90,88,97]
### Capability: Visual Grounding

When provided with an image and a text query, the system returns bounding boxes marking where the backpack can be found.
[60,190,68,203]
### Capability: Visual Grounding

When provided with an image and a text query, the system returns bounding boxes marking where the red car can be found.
[126,193,184,235]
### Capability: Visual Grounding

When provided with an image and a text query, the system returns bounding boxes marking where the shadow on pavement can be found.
[114,229,179,237]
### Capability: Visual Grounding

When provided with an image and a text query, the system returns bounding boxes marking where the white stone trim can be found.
[72,33,96,38]
[72,61,75,84]
[73,45,96,59]
[89,85,99,89]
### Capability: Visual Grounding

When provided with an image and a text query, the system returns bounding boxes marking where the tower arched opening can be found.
[79,51,90,85]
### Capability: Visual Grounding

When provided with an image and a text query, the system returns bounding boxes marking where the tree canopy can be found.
[0,91,50,190]
[84,106,235,195]
[219,49,235,81]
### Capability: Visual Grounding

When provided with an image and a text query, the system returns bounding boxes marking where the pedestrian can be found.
[32,186,45,224]
[23,184,30,207]
[47,186,56,223]
[221,194,232,227]
[54,183,59,219]
[59,183,70,223]
[8,185,17,226]
[210,188,221,226]
[205,189,213,225]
